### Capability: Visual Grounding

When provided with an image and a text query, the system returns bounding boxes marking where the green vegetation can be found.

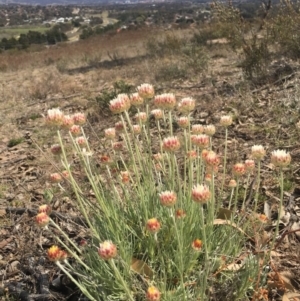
[79,22,121,40]
[7,137,23,147]
[0,24,69,50]
[95,80,133,113]
[41,90,291,300]
[146,33,209,81]
[0,25,49,40]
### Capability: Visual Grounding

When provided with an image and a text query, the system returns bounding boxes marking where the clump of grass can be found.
[29,113,42,120]
[36,86,292,301]
[7,137,23,147]
[155,62,187,82]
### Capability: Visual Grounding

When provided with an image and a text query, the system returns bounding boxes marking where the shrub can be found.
[181,44,209,73]
[269,0,300,59]
[191,25,225,46]
[146,33,184,58]
[95,80,133,113]
[155,62,187,82]
[239,39,271,81]
[147,34,209,79]
[37,86,291,300]
[211,2,272,80]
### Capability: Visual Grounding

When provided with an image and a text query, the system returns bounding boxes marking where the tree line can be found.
[0,25,68,51]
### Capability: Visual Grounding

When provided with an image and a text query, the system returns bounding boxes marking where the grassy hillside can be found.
[1,1,300,300]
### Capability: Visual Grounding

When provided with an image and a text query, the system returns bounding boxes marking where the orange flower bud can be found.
[98,241,117,260]
[146,218,161,233]
[192,239,203,251]
[146,286,161,301]
[35,212,50,227]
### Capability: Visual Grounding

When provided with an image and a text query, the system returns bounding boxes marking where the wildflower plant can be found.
[38,86,292,301]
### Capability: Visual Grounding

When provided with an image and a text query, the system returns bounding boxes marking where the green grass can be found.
[7,137,23,147]
[0,25,50,39]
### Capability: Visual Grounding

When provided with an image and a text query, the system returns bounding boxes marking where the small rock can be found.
[199,112,209,118]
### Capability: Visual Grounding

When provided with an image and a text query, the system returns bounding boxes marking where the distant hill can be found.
[0,0,110,4]
[0,0,214,5]
[0,0,208,5]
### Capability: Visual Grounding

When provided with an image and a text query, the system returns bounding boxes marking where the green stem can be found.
[171,209,186,300]
[221,128,228,196]
[49,219,81,254]
[254,160,261,213]
[268,168,284,261]
[110,259,135,301]
[57,131,98,240]
[199,205,209,301]
[242,173,251,210]
[183,129,188,196]
[274,168,284,242]
[168,110,173,136]
[56,261,96,301]
[228,188,235,209]
[209,171,216,228]
[233,178,240,213]
[196,147,200,184]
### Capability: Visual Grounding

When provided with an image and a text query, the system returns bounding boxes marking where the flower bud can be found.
[151,109,163,120]
[61,115,74,129]
[137,83,155,99]
[38,204,52,215]
[159,191,177,207]
[146,218,161,233]
[177,97,195,113]
[49,173,62,183]
[35,212,50,227]
[232,163,246,177]
[220,115,232,127]
[109,94,131,114]
[175,209,186,219]
[192,184,210,204]
[98,241,117,260]
[135,112,147,124]
[76,136,87,146]
[162,136,180,152]
[204,124,216,136]
[146,286,161,301]
[50,144,62,155]
[228,179,237,188]
[69,124,81,135]
[130,92,144,106]
[271,150,291,167]
[104,128,116,140]
[177,116,189,128]
[45,108,64,126]
[245,159,255,172]
[154,93,176,110]
[251,145,266,161]
[192,124,204,134]
[192,239,203,251]
[72,112,86,125]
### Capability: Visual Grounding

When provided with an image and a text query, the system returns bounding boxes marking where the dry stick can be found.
[273,228,300,250]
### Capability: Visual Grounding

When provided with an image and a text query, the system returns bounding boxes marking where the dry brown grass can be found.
[0,27,158,72]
